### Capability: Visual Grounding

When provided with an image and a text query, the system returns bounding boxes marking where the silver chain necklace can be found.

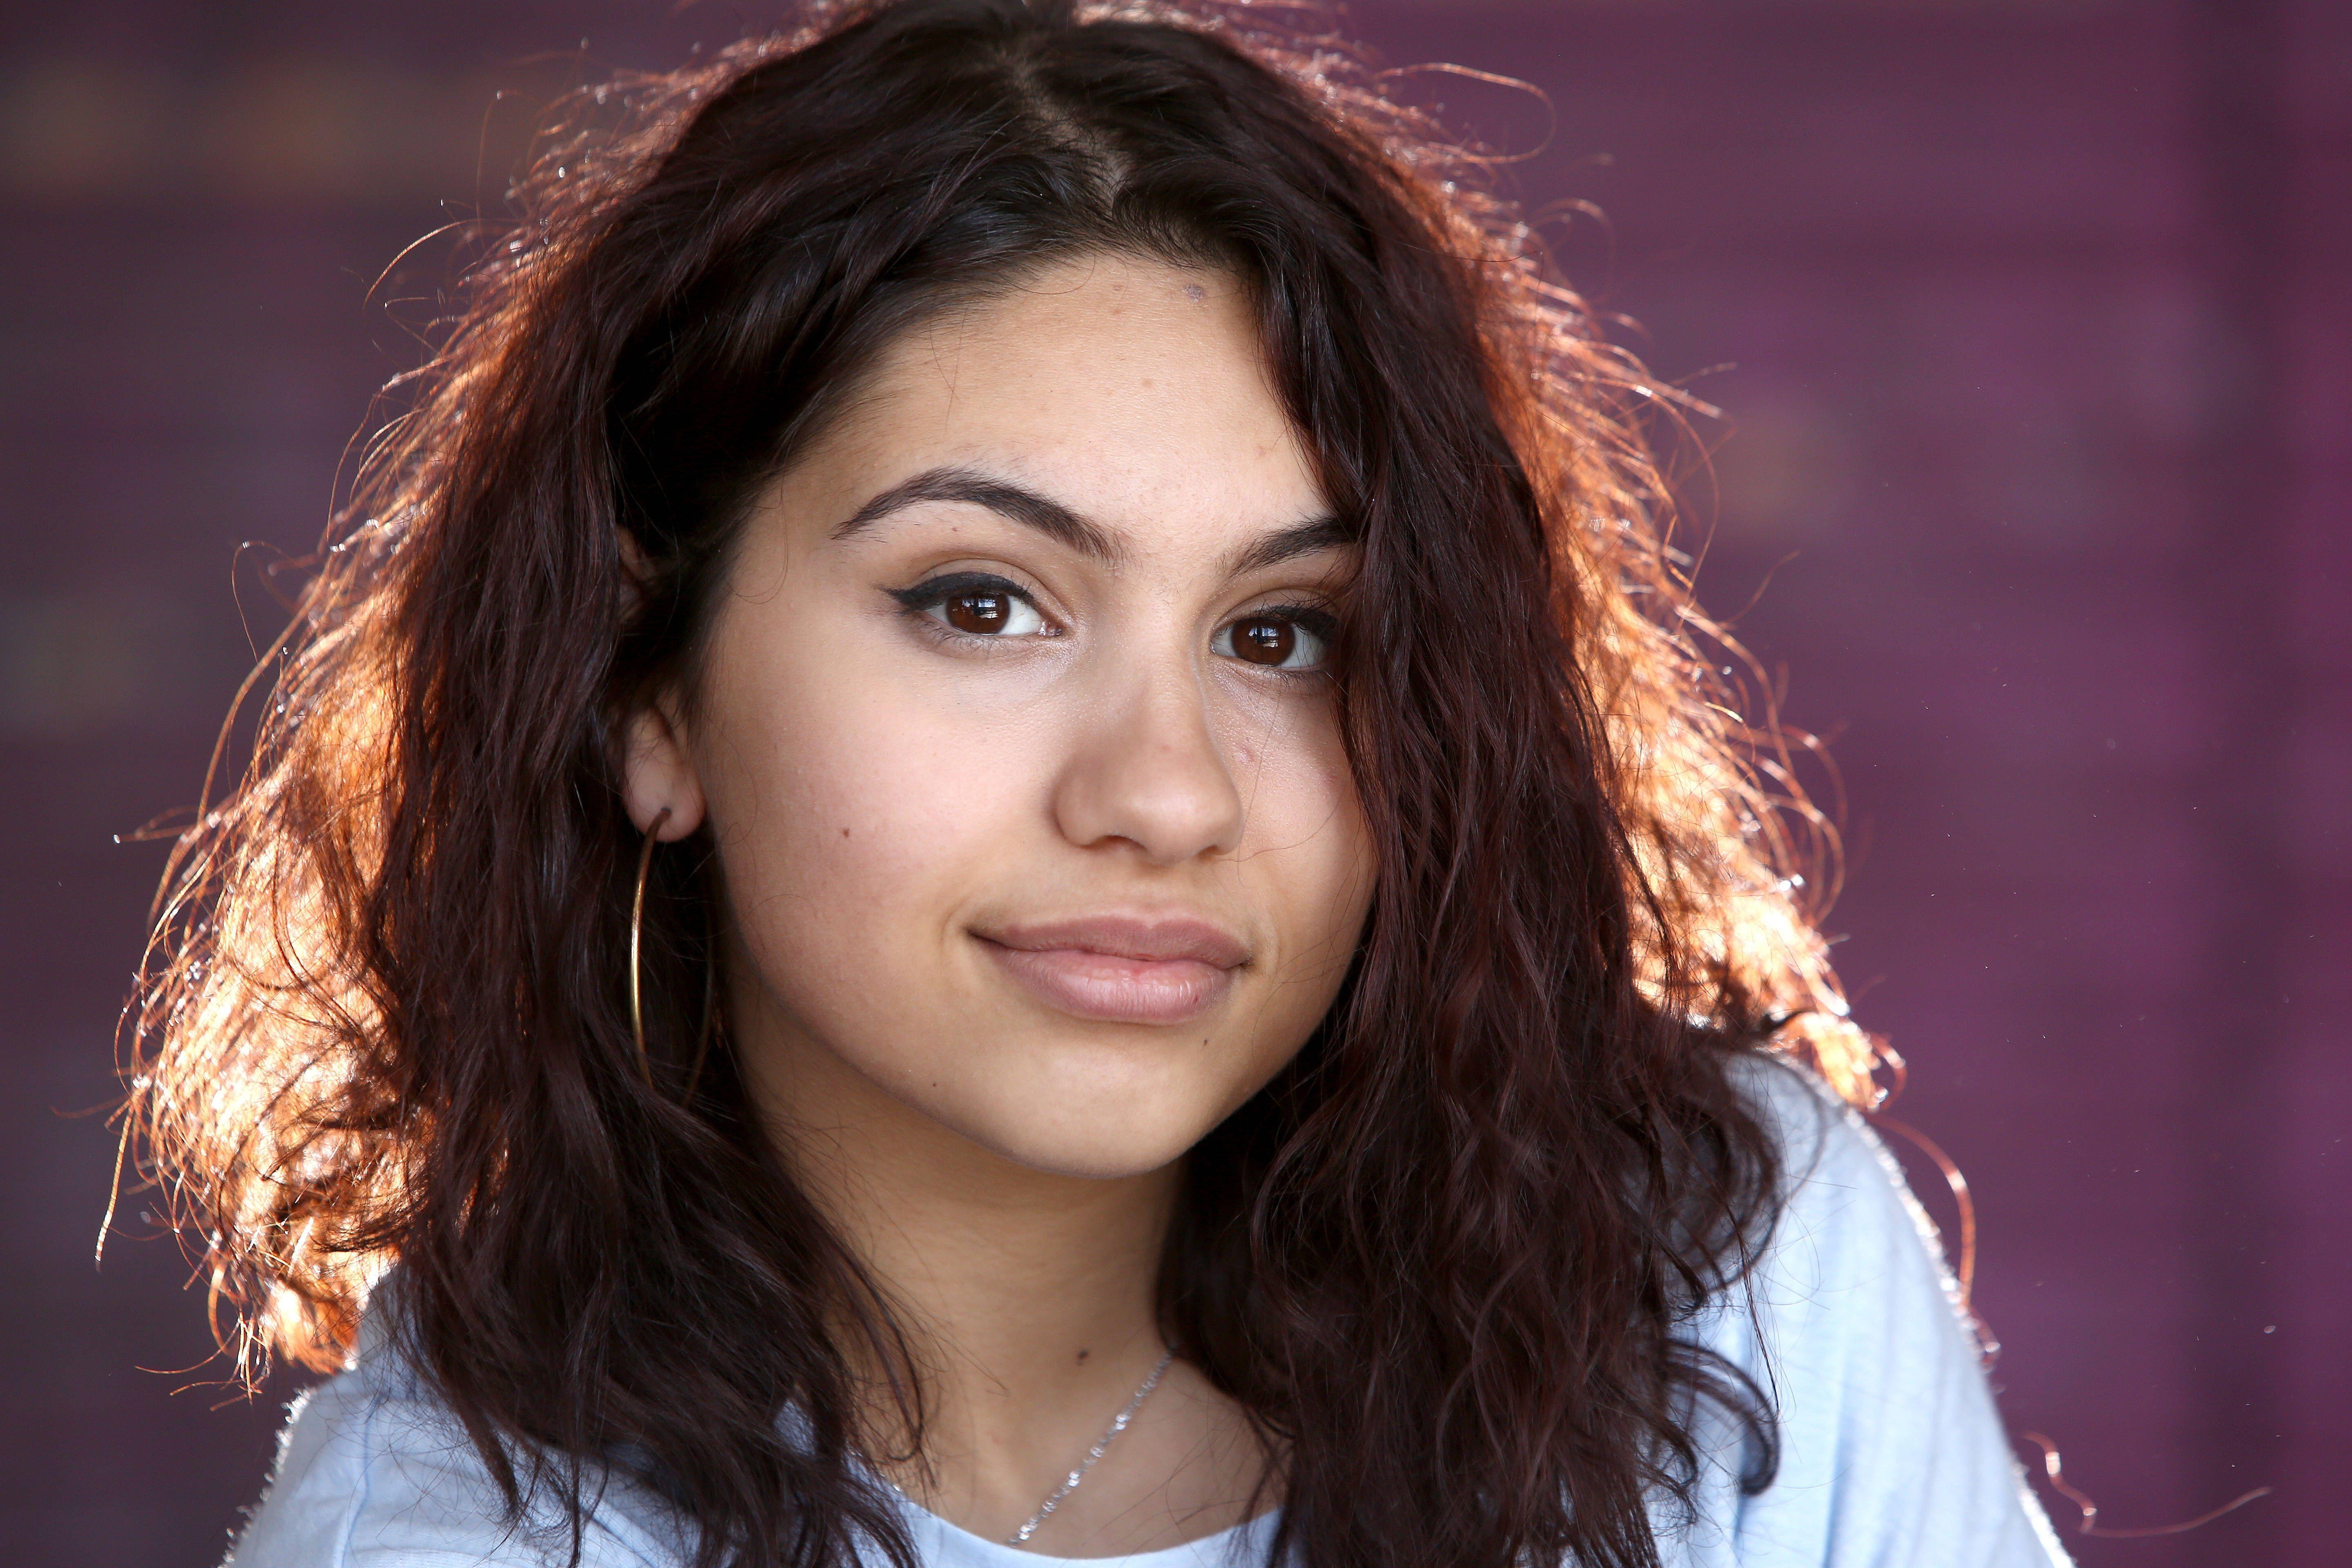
[881,1348,1177,1549]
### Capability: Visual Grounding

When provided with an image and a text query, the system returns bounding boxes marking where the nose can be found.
[1049,662,1247,865]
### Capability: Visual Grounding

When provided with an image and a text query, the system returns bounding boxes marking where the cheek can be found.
[695,623,1038,1021]
[1224,698,1375,996]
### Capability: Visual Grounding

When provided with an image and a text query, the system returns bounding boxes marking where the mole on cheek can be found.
[1184,284,1206,302]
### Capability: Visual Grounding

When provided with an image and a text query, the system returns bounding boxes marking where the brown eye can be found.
[1213,607,1331,672]
[1230,617,1295,666]
[945,592,1010,634]
[896,574,1049,638]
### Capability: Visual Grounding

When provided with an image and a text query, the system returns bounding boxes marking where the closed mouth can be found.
[973,914,1248,1025]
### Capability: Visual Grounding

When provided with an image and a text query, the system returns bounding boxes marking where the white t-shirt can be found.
[223,1058,2072,1567]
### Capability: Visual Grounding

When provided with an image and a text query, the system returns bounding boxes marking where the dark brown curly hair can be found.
[124,3,1879,1565]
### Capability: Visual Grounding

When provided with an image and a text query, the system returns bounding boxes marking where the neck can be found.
[745,1011,1182,1513]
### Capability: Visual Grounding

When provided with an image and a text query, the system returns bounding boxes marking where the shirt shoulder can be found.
[1662,1052,2073,1568]
[224,1353,681,1568]
[1734,1052,1974,1334]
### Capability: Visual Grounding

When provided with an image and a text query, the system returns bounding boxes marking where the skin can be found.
[624,253,1376,1555]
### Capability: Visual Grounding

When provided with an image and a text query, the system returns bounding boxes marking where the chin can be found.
[927,1058,1242,1180]
[979,1126,1203,1181]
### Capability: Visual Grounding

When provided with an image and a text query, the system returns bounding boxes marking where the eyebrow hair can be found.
[830,463,1352,578]
[831,466,1121,561]
[1223,513,1352,577]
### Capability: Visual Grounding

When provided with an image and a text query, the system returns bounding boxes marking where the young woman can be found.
[130,2,2069,1565]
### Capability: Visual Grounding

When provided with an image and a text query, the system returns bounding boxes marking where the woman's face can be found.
[628,254,1375,1180]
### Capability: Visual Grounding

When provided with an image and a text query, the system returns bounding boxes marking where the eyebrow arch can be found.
[1223,514,1352,577]
[831,463,1350,578]
[831,466,1121,562]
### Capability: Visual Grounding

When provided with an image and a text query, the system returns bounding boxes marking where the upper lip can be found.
[978,914,1250,969]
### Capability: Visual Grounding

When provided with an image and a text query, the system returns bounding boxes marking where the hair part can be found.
[127,4,1878,1566]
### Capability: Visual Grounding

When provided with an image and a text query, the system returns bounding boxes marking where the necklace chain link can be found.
[1005,1349,1174,1546]
[879,1349,1176,1550]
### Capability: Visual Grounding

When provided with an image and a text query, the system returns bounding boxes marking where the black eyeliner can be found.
[886,569,1033,611]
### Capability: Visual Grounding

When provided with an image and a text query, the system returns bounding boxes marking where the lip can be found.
[975,915,1249,1026]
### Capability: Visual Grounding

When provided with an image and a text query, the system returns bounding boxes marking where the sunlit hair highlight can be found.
[126,4,1880,1566]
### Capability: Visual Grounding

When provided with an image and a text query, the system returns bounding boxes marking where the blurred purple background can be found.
[3,2,2345,1564]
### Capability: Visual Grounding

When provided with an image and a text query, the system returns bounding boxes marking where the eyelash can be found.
[889,574,1337,675]
[889,572,1056,641]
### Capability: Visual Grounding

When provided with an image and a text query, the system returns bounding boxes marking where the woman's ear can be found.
[624,694,707,840]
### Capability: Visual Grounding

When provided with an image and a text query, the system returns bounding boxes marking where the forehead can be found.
[789,254,1328,556]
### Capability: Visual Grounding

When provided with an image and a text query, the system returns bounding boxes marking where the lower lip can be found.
[980,940,1234,1025]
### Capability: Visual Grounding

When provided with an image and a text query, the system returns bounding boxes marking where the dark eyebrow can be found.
[830,466,1120,562]
[1223,514,1352,577]
[833,465,1349,578]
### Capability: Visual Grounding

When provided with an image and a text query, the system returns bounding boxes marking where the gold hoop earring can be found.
[629,806,671,1088]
